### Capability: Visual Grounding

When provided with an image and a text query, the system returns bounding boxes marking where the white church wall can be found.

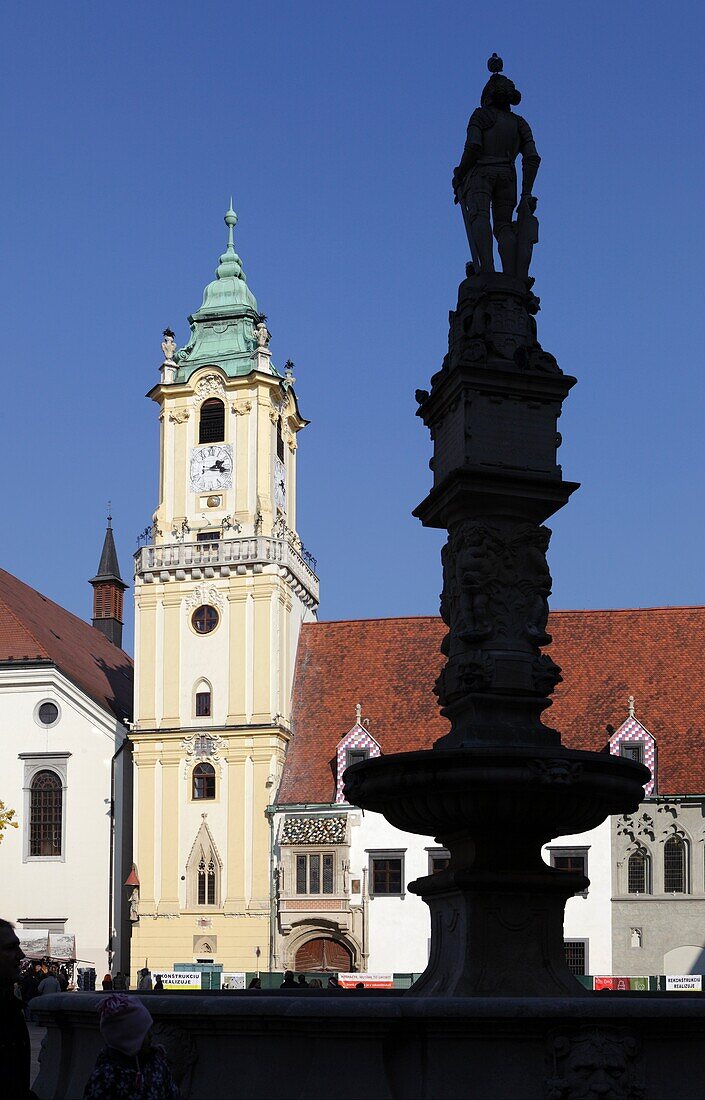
[0,665,124,975]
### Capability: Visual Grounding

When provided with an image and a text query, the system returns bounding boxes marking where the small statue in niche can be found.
[453,54,541,278]
[161,328,177,363]
[129,887,139,923]
[630,927,642,949]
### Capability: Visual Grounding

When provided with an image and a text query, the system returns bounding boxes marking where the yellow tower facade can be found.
[129,206,318,981]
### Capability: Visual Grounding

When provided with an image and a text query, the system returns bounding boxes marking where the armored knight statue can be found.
[453,54,541,278]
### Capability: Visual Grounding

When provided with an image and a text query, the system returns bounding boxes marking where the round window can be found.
[37,701,59,726]
[192,605,219,635]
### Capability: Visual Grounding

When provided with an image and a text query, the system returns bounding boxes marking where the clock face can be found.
[189,445,233,492]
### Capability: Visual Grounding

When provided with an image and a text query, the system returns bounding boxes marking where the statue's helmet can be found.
[481,73,521,108]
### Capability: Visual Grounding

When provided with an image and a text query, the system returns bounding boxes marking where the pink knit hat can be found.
[98,994,153,1056]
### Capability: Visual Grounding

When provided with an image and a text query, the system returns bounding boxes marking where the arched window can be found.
[627,850,650,894]
[664,836,687,893]
[199,399,225,444]
[276,417,285,462]
[30,770,62,857]
[192,762,216,800]
[195,682,211,717]
[198,853,217,905]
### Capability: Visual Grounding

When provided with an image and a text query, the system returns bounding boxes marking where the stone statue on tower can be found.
[453,54,541,278]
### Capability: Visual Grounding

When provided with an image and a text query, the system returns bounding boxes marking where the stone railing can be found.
[134,536,318,605]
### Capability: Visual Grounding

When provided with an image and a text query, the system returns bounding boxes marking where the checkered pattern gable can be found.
[335,724,381,803]
[609,716,656,795]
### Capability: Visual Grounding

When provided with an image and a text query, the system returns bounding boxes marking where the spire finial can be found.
[217,201,245,282]
[107,501,112,527]
[628,695,635,719]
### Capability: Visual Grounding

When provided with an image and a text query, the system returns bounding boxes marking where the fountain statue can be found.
[344,55,649,996]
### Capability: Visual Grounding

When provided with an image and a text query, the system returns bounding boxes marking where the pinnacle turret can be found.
[90,509,128,648]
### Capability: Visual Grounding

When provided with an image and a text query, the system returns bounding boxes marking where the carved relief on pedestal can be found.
[436,519,556,708]
[545,1028,644,1100]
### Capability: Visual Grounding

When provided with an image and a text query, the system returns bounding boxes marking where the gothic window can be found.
[194,681,212,718]
[664,836,687,893]
[199,399,225,444]
[30,771,62,857]
[192,762,216,800]
[197,853,217,905]
[295,853,335,895]
[627,850,650,894]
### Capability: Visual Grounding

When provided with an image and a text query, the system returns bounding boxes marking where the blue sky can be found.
[1,1,705,649]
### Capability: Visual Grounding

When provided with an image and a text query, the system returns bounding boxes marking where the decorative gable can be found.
[334,707,381,804]
[609,699,656,796]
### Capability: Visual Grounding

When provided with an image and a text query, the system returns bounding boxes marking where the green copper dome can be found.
[175,203,275,382]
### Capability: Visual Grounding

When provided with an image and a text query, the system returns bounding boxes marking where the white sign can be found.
[337,972,394,989]
[154,970,202,990]
[666,974,702,991]
[220,972,246,990]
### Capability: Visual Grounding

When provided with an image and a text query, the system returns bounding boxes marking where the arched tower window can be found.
[194,680,212,718]
[276,417,285,462]
[198,852,217,905]
[627,850,650,894]
[192,762,216,800]
[199,399,225,444]
[664,836,687,893]
[30,770,63,857]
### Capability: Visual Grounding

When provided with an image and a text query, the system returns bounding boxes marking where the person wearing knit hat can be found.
[83,994,179,1098]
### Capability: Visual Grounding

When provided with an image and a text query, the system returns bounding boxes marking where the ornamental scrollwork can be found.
[231,399,252,416]
[168,409,190,424]
[185,583,224,612]
[195,373,226,400]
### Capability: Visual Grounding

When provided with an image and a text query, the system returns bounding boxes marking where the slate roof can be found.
[0,568,133,722]
[279,608,705,804]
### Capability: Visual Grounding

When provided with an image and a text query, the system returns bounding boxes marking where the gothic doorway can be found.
[294,937,352,973]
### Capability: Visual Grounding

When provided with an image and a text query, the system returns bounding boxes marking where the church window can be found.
[295,853,335,895]
[196,691,211,717]
[192,605,219,634]
[36,701,60,727]
[30,771,63,857]
[197,853,217,905]
[199,399,225,444]
[664,836,687,893]
[192,762,216,800]
[627,851,650,894]
[276,417,285,462]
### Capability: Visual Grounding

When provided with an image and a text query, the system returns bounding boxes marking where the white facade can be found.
[0,664,129,974]
[542,818,613,976]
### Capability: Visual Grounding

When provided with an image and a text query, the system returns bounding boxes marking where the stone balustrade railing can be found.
[134,536,318,605]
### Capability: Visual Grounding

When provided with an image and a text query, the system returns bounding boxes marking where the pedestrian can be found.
[137,967,153,991]
[112,972,126,992]
[296,974,309,988]
[0,917,32,1099]
[327,975,341,989]
[247,977,261,989]
[279,970,297,988]
[309,978,322,988]
[101,973,113,991]
[154,975,164,992]
[83,994,178,1099]
[19,964,39,1022]
[57,967,69,992]
[37,967,61,995]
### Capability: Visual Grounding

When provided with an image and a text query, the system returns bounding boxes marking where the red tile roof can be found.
[0,569,133,722]
[279,608,705,803]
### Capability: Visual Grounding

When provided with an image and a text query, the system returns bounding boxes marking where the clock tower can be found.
[129,205,318,980]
